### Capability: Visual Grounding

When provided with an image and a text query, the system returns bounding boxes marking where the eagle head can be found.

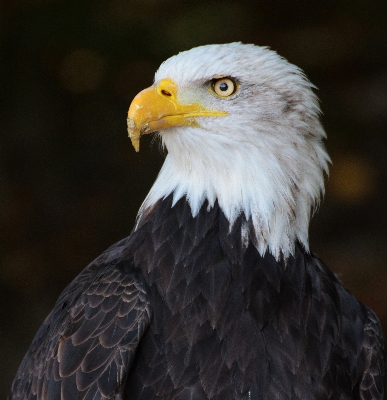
[127,43,330,260]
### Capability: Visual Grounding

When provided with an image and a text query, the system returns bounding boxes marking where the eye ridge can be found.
[211,77,238,97]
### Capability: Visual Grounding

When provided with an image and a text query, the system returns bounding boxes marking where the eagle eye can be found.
[211,77,237,97]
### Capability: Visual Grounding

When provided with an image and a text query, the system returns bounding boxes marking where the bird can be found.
[9,43,385,400]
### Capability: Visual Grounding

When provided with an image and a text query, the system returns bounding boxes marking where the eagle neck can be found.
[136,142,318,260]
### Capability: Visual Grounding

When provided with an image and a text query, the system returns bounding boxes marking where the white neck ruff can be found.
[137,122,328,260]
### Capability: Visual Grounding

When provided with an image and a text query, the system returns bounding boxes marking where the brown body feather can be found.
[9,195,385,399]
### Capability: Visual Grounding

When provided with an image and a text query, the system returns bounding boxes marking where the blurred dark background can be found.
[1,0,387,396]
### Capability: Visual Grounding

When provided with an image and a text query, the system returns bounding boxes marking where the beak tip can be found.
[127,117,140,152]
[130,137,140,152]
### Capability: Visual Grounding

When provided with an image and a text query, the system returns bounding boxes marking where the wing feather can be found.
[9,256,151,400]
[358,307,385,400]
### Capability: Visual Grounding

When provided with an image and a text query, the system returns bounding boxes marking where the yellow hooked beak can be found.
[127,78,227,151]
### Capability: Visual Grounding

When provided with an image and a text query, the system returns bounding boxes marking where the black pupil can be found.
[219,82,228,91]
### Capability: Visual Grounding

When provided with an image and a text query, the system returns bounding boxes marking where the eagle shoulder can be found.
[9,238,152,400]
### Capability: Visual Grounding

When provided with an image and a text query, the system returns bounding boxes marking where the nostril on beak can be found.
[161,90,172,97]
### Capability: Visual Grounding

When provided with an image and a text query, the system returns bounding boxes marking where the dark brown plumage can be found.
[9,195,385,399]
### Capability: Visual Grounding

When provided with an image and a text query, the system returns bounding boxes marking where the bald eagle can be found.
[9,43,385,400]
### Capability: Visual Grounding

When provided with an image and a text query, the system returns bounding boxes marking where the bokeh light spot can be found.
[329,155,377,205]
[59,48,106,93]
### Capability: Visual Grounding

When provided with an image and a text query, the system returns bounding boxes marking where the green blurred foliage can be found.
[1,0,387,396]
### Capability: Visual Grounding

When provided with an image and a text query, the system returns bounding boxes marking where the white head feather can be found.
[137,43,330,260]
